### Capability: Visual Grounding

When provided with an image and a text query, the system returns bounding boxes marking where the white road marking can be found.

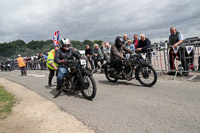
[27,74,46,77]
[188,75,198,81]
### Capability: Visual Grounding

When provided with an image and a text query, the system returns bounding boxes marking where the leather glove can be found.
[58,59,67,64]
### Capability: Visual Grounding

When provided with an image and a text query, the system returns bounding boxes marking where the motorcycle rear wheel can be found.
[104,64,118,82]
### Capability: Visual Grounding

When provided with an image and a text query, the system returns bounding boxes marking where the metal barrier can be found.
[151,37,200,78]
[151,48,167,74]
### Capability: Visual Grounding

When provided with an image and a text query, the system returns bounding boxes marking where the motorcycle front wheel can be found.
[80,74,97,100]
[135,64,157,87]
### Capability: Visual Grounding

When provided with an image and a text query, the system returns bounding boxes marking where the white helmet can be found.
[60,38,71,50]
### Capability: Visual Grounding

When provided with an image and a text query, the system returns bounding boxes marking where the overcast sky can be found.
[0,0,200,43]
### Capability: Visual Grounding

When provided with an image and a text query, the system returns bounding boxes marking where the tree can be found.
[94,40,104,46]
[0,39,106,61]
[83,40,94,48]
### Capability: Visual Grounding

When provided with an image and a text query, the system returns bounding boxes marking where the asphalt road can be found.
[0,70,200,133]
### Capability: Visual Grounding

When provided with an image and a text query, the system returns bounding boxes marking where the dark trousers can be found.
[93,58,101,69]
[49,69,55,79]
[20,66,27,76]
[169,48,191,71]
[40,62,44,70]
[49,68,57,79]
[198,57,200,70]
[86,56,94,69]
[100,59,104,67]
[147,53,152,64]
[111,58,122,74]
[94,61,100,69]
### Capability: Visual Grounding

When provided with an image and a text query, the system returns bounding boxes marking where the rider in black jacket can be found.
[54,38,81,98]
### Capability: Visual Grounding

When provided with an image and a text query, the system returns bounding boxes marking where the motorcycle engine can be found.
[122,65,132,81]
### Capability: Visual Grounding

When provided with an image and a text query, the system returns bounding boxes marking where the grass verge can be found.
[0,86,16,119]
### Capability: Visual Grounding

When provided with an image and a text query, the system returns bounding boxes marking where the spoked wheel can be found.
[80,74,97,100]
[104,64,118,82]
[136,64,157,87]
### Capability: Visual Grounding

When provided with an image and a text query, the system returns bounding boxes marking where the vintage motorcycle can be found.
[62,59,97,100]
[104,53,157,87]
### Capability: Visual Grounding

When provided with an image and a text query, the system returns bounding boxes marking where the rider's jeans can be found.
[57,68,68,86]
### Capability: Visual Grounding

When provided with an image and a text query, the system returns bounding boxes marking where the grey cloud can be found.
[0,0,200,43]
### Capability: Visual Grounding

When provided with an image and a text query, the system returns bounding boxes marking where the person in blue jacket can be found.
[126,40,135,53]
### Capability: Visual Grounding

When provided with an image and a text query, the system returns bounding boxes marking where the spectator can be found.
[85,45,95,70]
[137,34,152,64]
[168,27,189,76]
[14,59,19,70]
[122,34,130,45]
[133,34,139,49]
[93,44,103,71]
[103,42,111,61]
[126,40,135,53]
[27,56,32,70]
[100,42,111,73]
[100,42,106,52]
[25,57,28,69]
[100,42,106,72]
[10,59,15,70]
[39,53,47,70]
[33,55,39,70]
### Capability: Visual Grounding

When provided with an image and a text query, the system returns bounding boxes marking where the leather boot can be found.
[54,85,62,98]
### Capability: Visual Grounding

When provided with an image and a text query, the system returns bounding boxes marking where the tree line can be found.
[0,39,105,61]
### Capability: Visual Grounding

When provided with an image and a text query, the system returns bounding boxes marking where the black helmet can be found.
[60,38,71,50]
[115,36,123,47]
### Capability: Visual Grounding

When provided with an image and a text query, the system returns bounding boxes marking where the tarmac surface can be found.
[0,78,94,133]
[0,70,200,133]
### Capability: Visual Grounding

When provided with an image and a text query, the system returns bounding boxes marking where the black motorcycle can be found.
[104,53,157,87]
[0,63,11,71]
[62,59,97,100]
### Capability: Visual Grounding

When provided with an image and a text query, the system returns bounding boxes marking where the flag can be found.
[53,30,60,47]
[53,31,60,41]
[185,46,194,55]
[173,46,180,54]
[53,40,59,44]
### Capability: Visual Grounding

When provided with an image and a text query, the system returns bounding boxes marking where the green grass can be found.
[0,86,16,119]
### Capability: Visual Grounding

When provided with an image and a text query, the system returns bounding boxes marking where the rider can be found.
[54,38,81,98]
[110,36,134,78]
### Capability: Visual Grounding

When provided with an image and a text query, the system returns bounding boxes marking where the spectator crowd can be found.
[0,53,48,71]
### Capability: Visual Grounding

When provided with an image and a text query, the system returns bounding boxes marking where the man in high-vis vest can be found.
[17,54,27,76]
[47,44,60,86]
